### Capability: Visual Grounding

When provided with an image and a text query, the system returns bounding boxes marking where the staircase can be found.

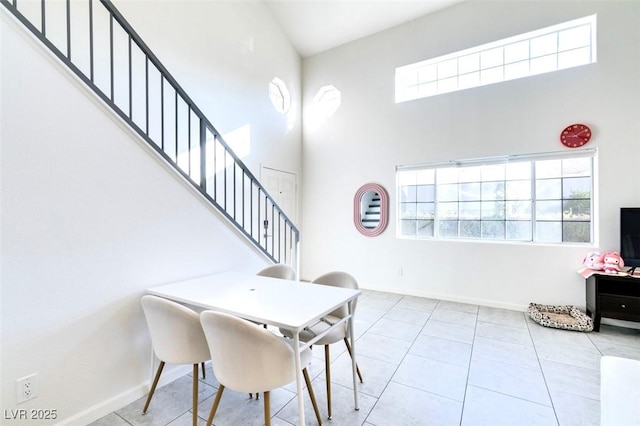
[1,0,299,267]
[361,192,381,229]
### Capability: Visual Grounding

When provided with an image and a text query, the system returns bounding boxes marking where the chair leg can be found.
[192,364,199,426]
[206,384,225,426]
[303,368,322,425]
[343,337,364,383]
[201,362,206,379]
[264,391,271,426]
[324,345,332,420]
[142,361,165,414]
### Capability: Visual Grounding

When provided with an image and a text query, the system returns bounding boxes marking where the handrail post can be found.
[199,119,206,191]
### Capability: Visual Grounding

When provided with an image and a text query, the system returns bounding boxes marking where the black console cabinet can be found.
[586,273,640,331]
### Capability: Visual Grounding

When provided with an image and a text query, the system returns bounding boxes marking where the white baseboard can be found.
[55,365,192,426]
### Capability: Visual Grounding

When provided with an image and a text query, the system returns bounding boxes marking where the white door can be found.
[261,166,298,226]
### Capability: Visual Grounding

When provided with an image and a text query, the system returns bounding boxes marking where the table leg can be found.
[348,300,360,411]
[293,332,306,426]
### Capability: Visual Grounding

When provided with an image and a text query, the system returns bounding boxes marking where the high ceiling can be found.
[265,0,466,58]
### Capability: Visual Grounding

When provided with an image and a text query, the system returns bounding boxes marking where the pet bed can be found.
[527,303,593,332]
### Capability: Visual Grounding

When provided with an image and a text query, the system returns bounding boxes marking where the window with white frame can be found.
[395,15,597,103]
[397,150,595,243]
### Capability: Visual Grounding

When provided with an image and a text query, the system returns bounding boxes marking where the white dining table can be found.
[146,271,361,426]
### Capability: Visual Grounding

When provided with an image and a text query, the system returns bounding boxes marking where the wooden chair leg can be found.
[142,361,165,414]
[201,362,206,379]
[324,345,332,420]
[264,391,271,426]
[303,368,322,425]
[206,384,225,426]
[343,337,364,382]
[192,364,199,426]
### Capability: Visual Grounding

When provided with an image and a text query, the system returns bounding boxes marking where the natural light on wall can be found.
[307,85,342,130]
[395,14,597,103]
[269,77,291,113]
[313,85,341,118]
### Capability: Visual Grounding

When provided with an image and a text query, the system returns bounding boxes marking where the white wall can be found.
[300,1,640,310]
[0,0,301,423]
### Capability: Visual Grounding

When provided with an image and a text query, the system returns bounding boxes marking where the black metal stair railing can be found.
[1,0,299,266]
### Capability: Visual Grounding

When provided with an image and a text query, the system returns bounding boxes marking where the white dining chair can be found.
[257,263,297,280]
[280,271,363,419]
[140,295,211,426]
[200,310,322,426]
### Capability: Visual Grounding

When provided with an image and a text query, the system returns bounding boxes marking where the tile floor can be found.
[91,290,640,426]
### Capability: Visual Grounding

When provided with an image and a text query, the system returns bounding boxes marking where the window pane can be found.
[482,164,505,181]
[563,177,591,199]
[438,77,458,94]
[438,184,458,202]
[507,221,532,240]
[481,47,504,68]
[563,199,590,221]
[506,180,531,200]
[400,185,417,202]
[531,33,558,57]
[482,181,505,200]
[416,169,435,184]
[536,200,562,220]
[400,203,417,219]
[506,162,531,179]
[417,185,435,202]
[398,170,416,186]
[460,221,481,238]
[401,220,417,236]
[504,40,529,63]
[460,183,481,201]
[482,221,505,239]
[459,72,480,89]
[437,168,458,183]
[536,160,562,178]
[439,220,459,237]
[459,53,480,74]
[536,221,562,242]
[438,202,459,219]
[460,201,481,219]
[559,25,590,51]
[536,179,562,199]
[417,220,434,237]
[438,59,458,79]
[481,66,504,84]
[482,201,506,219]
[418,65,437,83]
[418,82,438,98]
[506,200,531,220]
[563,221,590,243]
[530,54,557,75]
[563,157,591,177]
[558,47,591,69]
[459,166,481,182]
[417,202,435,219]
[505,61,529,80]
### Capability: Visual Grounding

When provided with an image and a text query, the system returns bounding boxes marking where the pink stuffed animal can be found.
[601,251,625,274]
[582,251,604,270]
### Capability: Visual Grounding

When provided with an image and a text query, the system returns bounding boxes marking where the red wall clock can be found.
[560,124,592,148]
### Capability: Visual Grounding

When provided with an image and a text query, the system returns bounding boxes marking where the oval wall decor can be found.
[354,183,389,237]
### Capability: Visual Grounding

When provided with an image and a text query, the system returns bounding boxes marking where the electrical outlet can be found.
[17,374,38,404]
